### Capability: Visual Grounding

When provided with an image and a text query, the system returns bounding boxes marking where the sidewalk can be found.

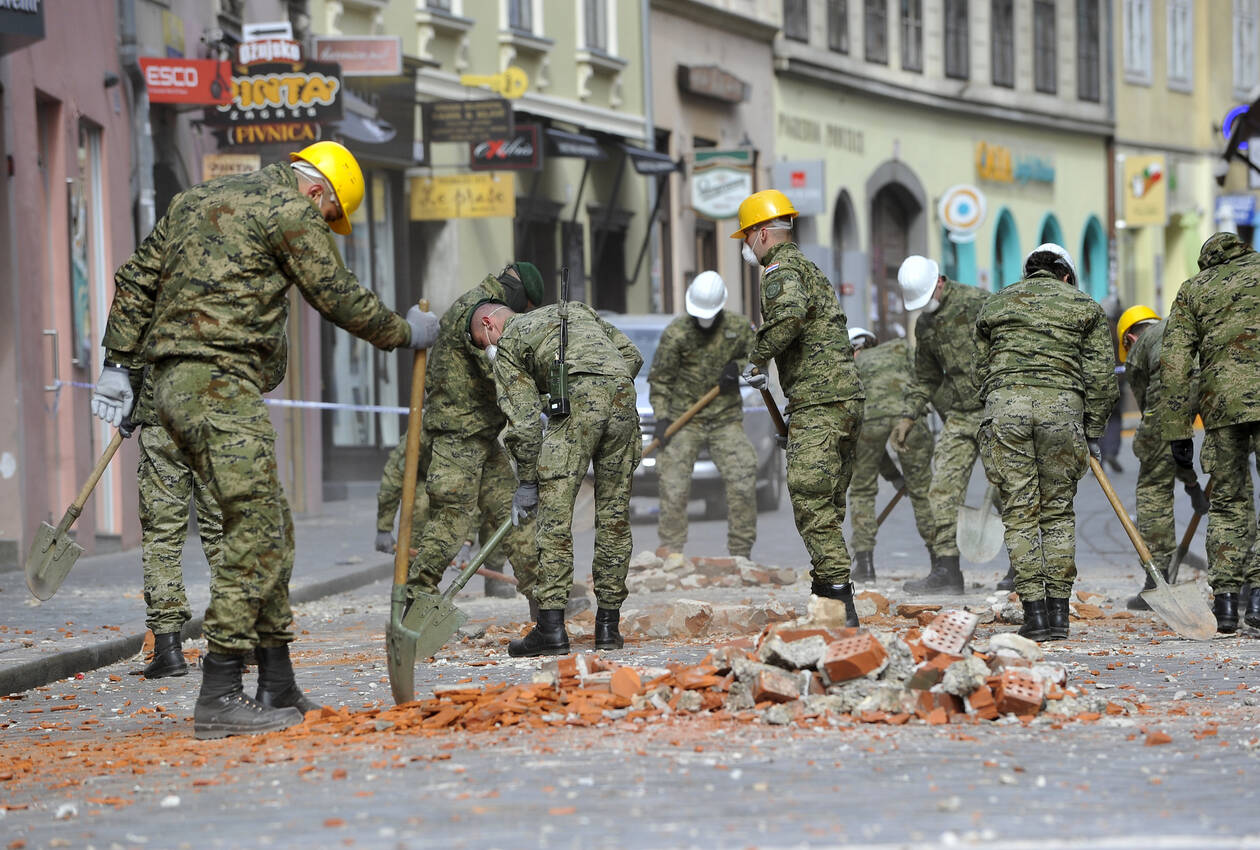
[0,492,398,696]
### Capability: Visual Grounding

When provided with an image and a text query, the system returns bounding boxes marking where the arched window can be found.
[1078,215,1108,300]
[1037,212,1065,247]
[992,207,1021,288]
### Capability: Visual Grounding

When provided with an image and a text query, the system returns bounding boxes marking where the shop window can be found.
[1033,1,1056,94]
[1076,0,1101,102]
[991,0,1014,88]
[865,0,888,64]
[944,0,969,80]
[901,0,923,72]
[828,0,849,53]
[1235,0,1259,96]
[785,0,809,42]
[992,208,1021,289]
[1123,0,1152,85]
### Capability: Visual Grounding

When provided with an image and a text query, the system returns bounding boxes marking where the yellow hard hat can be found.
[1116,305,1160,362]
[290,141,364,236]
[729,189,799,239]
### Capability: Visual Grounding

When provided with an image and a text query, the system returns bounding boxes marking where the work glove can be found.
[91,365,136,429]
[718,360,741,393]
[741,364,767,390]
[1087,438,1102,462]
[775,415,790,451]
[1186,482,1210,515]
[889,417,915,453]
[374,530,395,553]
[405,305,440,349]
[1170,438,1195,472]
[881,467,906,492]
[512,481,539,526]
[653,418,673,449]
[452,539,473,568]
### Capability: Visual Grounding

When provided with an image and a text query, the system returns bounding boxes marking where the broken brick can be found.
[610,668,642,700]
[855,591,891,614]
[966,684,999,720]
[896,603,942,619]
[992,669,1044,716]
[751,668,803,703]
[1071,602,1105,620]
[819,633,888,685]
[920,609,980,657]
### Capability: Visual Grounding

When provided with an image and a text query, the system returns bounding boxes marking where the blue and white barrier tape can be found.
[63,380,406,414]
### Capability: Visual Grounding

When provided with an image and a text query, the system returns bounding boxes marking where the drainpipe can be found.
[118,0,155,242]
[1103,0,1117,300]
[640,0,659,312]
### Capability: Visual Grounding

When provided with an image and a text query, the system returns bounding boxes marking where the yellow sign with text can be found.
[202,153,261,182]
[409,173,515,220]
[1121,154,1167,227]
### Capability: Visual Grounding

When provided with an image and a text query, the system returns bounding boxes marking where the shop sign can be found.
[777,113,864,154]
[311,36,402,77]
[1214,194,1256,226]
[409,173,516,220]
[469,123,541,171]
[237,38,301,66]
[202,153,260,182]
[975,141,1055,185]
[622,144,678,176]
[677,64,747,104]
[938,184,987,243]
[1120,154,1167,227]
[423,98,512,143]
[545,128,606,160]
[0,0,44,56]
[139,58,232,105]
[460,67,530,100]
[202,60,343,140]
[691,149,754,221]
[222,122,321,146]
[772,160,825,216]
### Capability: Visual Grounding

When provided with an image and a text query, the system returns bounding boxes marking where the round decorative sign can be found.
[938,184,987,243]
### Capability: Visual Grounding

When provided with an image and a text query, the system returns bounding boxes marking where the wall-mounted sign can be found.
[470,123,541,171]
[545,127,606,160]
[0,0,44,56]
[139,57,232,105]
[777,113,864,154]
[622,144,677,176]
[422,98,512,143]
[460,67,529,100]
[975,141,1055,185]
[202,60,343,140]
[237,37,301,66]
[1120,154,1167,227]
[772,160,825,216]
[938,184,987,243]
[410,173,516,220]
[1215,194,1257,226]
[311,35,402,77]
[691,149,754,220]
[677,64,747,104]
[202,152,260,182]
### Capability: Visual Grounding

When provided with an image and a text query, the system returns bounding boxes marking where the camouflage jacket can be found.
[975,270,1119,437]
[103,163,409,390]
[648,311,753,423]
[1160,233,1260,437]
[857,338,918,421]
[422,274,517,438]
[376,436,411,532]
[1126,318,1169,418]
[901,279,988,420]
[751,242,864,413]
[493,302,642,482]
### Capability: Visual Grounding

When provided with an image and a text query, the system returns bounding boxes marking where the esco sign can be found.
[138,57,232,105]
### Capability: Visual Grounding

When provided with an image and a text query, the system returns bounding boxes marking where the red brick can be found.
[610,668,642,700]
[915,690,964,716]
[693,556,736,568]
[819,633,888,684]
[926,707,949,725]
[855,591,891,614]
[920,610,980,656]
[966,685,999,720]
[907,652,963,690]
[992,670,1044,716]
[770,626,856,644]
[751,668,803,703]
[896,603,942,619]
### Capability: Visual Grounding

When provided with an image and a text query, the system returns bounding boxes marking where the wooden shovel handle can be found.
[73,431,125,513]
[394,299,429,588]
[876,486,906,527]
[642,385,722,457]
[1089,455,1155,564]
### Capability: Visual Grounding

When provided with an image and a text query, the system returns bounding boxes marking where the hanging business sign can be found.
[409,173,516,220]
[545,128,606,160]
[1120,154,1167,227]
[622,144,677,176]
[691,148,754,220]
[311,35,402,77]
[469,123,541,171]
[938,184,987,243]
[422,98,512,143]
[139,57,233,105]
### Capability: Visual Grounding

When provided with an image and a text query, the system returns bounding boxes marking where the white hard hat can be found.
[897,256,940,311]
[848,327,877,348]
[685,270,728,320]
[1023,243,1077,281]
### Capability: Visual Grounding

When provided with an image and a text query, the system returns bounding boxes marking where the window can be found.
[991,0,1014,87]
[828,0,849,52]
[944,0,969,79]
[1166,0,1192,91]
[1123,0,1152,84]
[1235,0,1259,95]
[865,0,888,63]
[508,0,532,32]
[1076,0,1100,101]
[1033,0,1056,93]
[901,0,923,71]
[584,0,608,51]
[427,0,452,10]
[785,0,809,42]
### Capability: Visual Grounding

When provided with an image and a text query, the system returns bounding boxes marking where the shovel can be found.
[956,483,1005,563]
[642,385,723,458]
[1090,456,1216,641]
[876,487,906,527]
[1167,479,1211,584]
[26,430,125,600]
[387,300,430,706]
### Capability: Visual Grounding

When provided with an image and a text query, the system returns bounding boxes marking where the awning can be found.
[621,144,679,176]
[546,128,606,161]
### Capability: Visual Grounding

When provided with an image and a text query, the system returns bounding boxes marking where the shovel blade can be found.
[956,505,1005,563]
[1139,580,1218,641]
[24,521,84,601]
[386,587,418,705]
[402,591,468,661]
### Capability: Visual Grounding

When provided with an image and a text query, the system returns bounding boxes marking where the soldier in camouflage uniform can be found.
[1117,307,1209,610]
[92,142,438,739]
[404,265,543,608]
[975,244,1118,642]
[649,271,757,558]
[468,299,643,656]
[891,256,996,594]
[847,328,934,581]
[1158,232,1260,633]
[733,189,866,627]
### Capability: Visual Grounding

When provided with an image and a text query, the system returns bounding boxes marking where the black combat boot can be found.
[810,579,860,627]
[1245,586,1260,629]
[143,632,188,679]
[483,567,516,598]
[1017,598,1051,642]
[851,551,875,583]
[1046,597,1070,640]
[904,554,964,594]
[1214,592,1240,634]
[996,566,1016,591]
[508,609,570,657]
[254,644,321,716]
[594,608,624,650]
[194,652,303,740]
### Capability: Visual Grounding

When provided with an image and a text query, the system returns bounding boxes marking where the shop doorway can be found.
[832,189,865,324]
[516,197,562,304]
[1079,215,1108,300]
[869,184,917,340]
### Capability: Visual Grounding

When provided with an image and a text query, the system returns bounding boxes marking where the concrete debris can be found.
[625,551,797,593]
[984,633,1044,662]
[940,656,992,697]
[758,634,828,671]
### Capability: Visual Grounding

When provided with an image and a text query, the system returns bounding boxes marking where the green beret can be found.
[513,262,545,306]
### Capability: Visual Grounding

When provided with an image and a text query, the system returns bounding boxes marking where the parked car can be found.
[605,313,784,517]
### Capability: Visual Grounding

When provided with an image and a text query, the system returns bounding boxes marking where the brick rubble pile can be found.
[624,551,798,593]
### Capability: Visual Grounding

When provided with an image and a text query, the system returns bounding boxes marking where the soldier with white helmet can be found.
[648,271,758,558]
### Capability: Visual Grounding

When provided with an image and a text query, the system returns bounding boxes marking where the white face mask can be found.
[696,315,715,329]
[485,344,498,363]
[923,298,941,314]
[741,242,759,267]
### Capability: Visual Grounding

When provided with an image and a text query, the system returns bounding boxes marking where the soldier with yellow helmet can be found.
[91,141,440,739]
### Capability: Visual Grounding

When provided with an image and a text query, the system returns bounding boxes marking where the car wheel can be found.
[756,463,783,512]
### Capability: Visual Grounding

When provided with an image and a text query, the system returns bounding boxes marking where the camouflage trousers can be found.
[785,399,863,585]
[138,423,223,635]
[409,431,539,601]
[1132,423,1181,566]
[928,408,986,558]
[657,417,757,557]
[849,415,934,553]
[152,360,295,655]
[535,376,642,611]
[1201,422,1260,593]
[979,387,1088,601]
